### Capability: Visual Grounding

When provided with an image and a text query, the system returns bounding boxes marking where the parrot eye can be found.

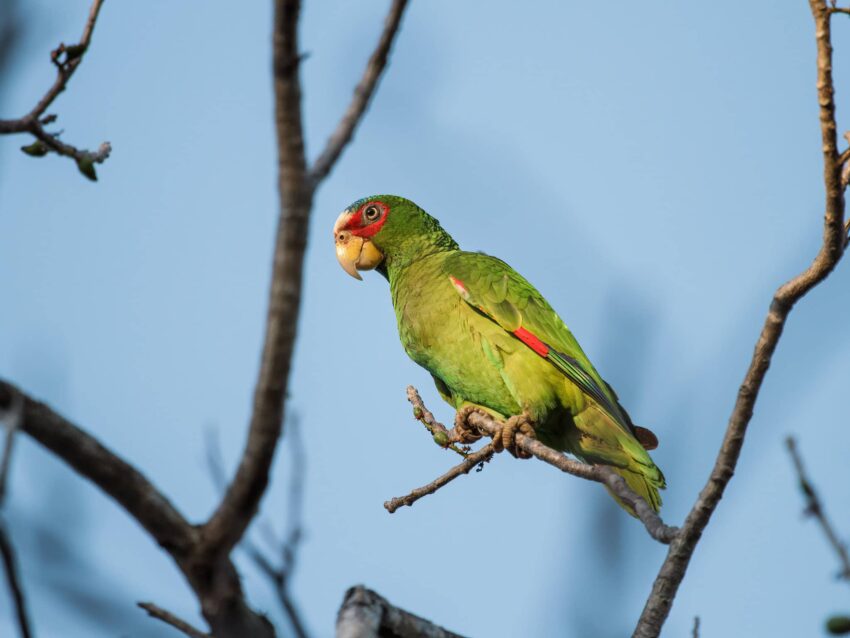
[364,205,381,222]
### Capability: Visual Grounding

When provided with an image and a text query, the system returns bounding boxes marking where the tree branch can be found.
[632,2,847,635]
[401,387,678,544]
[200,0,410,564]
[138,602,211,638]
[309,0,410,186]
[0,381,276,637]
[198,0,312,563]
[786,436,850,581]
[336,585,467,638]
[0,380,195,554]
[0,389,33,638]
[0,0,111,180]
[384,442,495,513]
[0,520,32,638]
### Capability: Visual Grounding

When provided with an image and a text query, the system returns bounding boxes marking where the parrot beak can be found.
[333,211,384,280]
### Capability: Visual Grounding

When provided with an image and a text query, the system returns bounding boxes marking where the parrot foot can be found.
[447,406,488,445]
[492,414,536,459]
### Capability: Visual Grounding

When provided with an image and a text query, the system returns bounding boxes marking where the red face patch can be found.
[345,200,389,238]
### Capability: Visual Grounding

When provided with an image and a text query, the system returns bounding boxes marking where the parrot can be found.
[333,195,665,514]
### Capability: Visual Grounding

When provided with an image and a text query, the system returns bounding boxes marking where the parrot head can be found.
[333,195,458,279]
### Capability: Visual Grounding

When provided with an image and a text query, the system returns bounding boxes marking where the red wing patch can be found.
[513,327,549,357]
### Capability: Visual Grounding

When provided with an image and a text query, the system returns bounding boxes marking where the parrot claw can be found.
[492,414,536,459]
[448,406,488,445]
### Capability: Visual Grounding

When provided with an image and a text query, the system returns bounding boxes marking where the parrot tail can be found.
[568,404,666,516]
[604,464,664,516]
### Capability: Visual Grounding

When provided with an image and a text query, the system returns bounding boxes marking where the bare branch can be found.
[403,387,678,544]
[0,390,33,638]
[199,0,313,563]
[0,520,33,638]
[384,443,495,513]
[336,585,467,638]
[0,0,110,179]
[0,380,194,554]
[205,424,310,638]
[202,0,408,565]
[632,2,847,635]
[309,0,410,186]
[0,381,275,637]
[691,616,700,638]
[786,436,850,581]
[138,602,211,638]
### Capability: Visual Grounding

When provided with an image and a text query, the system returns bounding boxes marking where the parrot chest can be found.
[390,254,559,419]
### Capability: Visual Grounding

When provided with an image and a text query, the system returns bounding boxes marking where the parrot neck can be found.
[382,231,458,281]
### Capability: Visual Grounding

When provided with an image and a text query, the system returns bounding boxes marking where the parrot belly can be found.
[391,252,576,450]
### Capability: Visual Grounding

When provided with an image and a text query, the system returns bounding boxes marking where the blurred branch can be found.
[0,0,111,180]
[401,387,678,544]
[786,436,850,581]
[0,381,275,637]
[309,0,410,185]
[138,602,210,638]
[633,2,848,636]
[691,617,700,638]
[205,422,310,638]
[0,389,23,504]
[0,520,32,638]
[0,390,32,638]
[200,0,410,563]
[336,585,467,638]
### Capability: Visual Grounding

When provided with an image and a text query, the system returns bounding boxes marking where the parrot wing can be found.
[444,252,643,441]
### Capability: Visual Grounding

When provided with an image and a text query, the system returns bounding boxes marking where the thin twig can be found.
[786,436,850,581]
[691,616,700,638]
[0,519,33,638]
[384,443,495,513]
[0,0,110,179]
[403,387,678,544]
[138,602,210,638]
[309,0,410,185]
[336,585,467,638]
[632,2,847,635]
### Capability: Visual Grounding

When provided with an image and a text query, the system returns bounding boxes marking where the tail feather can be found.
[605,464,664,516]
[569,404,666,516]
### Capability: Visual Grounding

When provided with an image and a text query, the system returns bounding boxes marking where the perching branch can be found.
[336,585,467,638]
[0,0,111,180]
[632,3,847,636]
[399,387,679,544]
[786,436,850,582]
[309,0,410,185]
[138,602,211,638]
[200,0,411,563]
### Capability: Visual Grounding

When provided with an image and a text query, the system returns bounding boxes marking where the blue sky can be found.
[1,1,849,636]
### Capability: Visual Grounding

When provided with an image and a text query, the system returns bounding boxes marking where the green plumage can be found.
[348,195,665,514]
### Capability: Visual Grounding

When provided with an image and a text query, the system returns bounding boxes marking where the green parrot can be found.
[333,195,665,514]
